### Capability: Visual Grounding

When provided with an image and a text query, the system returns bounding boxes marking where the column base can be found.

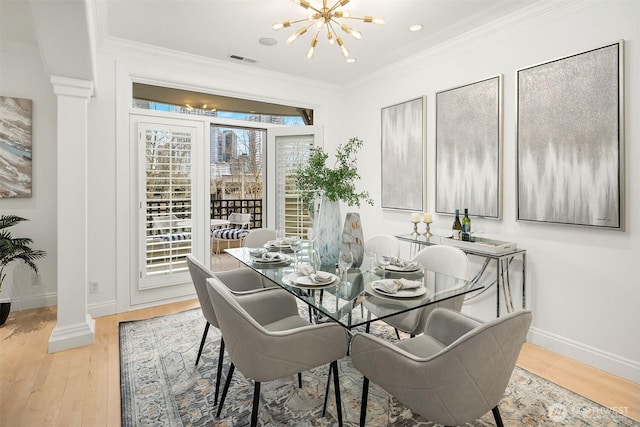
[48,314,95,353]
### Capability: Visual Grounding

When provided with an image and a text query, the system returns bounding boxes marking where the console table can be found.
[396,234,526,318]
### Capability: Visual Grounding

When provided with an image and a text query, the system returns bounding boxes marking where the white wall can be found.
[0,42,57,310]
[336,0,639,382]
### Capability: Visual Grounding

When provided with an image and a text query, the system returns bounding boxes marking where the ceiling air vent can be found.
[229,54,257,64]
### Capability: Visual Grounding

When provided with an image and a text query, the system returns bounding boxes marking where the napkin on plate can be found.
[296,263,334,284]
[249,248,267,257]
[254,252,285,262]
[389,258,420,271]
[373,278,422,294]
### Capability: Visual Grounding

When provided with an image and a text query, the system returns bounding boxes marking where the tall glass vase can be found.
[316,196,342,266]
[341,212,364,268]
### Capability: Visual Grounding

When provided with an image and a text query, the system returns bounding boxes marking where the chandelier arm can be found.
[295,0,323,14]
[328,0,349,13]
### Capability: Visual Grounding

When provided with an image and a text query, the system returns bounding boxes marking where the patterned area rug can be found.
[120,308,638,426]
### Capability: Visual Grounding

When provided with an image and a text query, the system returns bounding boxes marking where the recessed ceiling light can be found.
[259,37,278,46]
[409,24,423,32]
[346,58,356,63]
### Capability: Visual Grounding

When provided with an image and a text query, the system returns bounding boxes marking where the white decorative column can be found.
[48,76,95,353]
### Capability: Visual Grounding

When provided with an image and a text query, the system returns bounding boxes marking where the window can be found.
[140,122,195,288]
[275,134,315,236]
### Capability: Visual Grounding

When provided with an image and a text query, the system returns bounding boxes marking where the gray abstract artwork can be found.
[436,76,501,217]
[0,96,32,198]
[381,97,425,211]
[517,42,622,228]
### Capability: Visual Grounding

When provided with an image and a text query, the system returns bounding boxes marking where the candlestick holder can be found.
[423,221,433,240]
[411,220,420,238]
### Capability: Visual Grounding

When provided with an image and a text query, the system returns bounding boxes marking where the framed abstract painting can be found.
[381,96,426,211]
[517,41,624,229]
[435,75,502,218]
[0,96,33,198]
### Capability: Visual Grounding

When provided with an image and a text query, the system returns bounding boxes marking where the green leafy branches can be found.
[294,137,373,212]
[0,215,47,293]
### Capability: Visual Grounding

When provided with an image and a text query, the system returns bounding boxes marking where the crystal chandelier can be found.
[273,0,385,59]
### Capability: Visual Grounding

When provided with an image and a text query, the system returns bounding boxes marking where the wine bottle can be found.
[462,208,471,241]
[452,209,462,240]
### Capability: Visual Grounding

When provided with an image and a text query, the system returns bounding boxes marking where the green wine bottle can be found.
[462,208,471,241]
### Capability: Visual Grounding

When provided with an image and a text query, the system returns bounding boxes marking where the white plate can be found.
[370,281,427,298]
[283,272,338,289]
[375,262,421,273]
[251,254,291,263]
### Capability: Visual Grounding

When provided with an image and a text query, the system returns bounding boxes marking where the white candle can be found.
[423,212,432,223]
[411,213,420,223]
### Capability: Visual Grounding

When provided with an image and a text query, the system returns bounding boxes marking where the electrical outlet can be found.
[89,281,99,294]
[32,273,42,286]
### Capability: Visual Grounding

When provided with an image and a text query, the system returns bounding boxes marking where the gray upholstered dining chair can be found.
[352,307,532,427]
[186,255,268,405]
[207,276,349,427]
[365,244,471,338]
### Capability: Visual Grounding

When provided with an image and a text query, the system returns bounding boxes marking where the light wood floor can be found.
[1,257,638,426]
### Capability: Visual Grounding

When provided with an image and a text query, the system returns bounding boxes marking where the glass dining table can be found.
[225,245,483,331]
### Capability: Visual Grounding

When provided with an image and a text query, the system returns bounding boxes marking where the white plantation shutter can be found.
[140,122,195,289]
[275,135,315,236]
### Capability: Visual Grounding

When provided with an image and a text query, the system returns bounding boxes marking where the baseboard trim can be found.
[529,326,639,384]
[8,293,57,311]
[48,314,96,353]
[89,299,118,318]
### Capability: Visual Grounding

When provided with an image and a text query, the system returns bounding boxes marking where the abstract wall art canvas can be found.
[517,41,623,229]
[381,97,426,211]
[435,75,502,218]
[0,96,33,198]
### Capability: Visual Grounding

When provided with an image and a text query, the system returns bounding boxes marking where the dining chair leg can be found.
[359,377,370,427]
[322,365,332,416]
[196,322,210,365]
[332,360,343,427]
[492,406,504,427]
[250,381,261,427]
[216,363,235,418]
[298,372,302,388]
[214,338,225,406]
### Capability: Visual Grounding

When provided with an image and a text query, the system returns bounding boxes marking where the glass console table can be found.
[396,234,526,318]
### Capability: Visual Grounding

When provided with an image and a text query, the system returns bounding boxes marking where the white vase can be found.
[316,197,342,266]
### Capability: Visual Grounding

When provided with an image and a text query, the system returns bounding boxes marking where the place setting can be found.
[373,254,423,279]
[365,277,431,300]
[282,263,340,289]
[247,248,292,267]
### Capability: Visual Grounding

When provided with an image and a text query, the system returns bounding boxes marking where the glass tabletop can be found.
[225,245,483,330]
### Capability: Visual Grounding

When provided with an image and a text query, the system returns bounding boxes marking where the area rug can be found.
[120,308,638,426]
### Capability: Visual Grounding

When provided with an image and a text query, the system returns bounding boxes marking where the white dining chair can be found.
[365,244,471,338]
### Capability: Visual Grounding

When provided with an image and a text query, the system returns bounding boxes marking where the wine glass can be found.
[338,251,354,284]
[289,236,301,267]
[376,252,391,279]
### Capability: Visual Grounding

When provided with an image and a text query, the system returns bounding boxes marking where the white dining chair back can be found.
[242,228,277,248]
[364,234,400,258]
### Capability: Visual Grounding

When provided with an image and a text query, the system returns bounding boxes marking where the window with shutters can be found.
[275,134,315,237]
[140,123,194,288]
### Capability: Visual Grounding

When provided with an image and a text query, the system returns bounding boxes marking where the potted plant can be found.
[294,136,373,265]
[0,215,47,326]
